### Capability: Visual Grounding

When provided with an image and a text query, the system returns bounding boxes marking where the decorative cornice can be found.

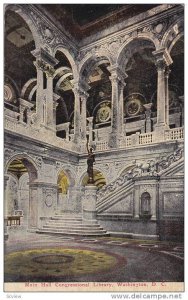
[80,4,183,51]
[79,5,183,61]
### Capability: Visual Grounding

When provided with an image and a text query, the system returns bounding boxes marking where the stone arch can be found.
[116,34,159,68]
[79,168,107,189]
[21,78,37,100]
[5,4,41,49]
[56,166,76,188]
[54,66,73,79]
[5,153,38,182]
[53,45,78,79]
[79,53,112,81]
[5,154,38,227]
[28,85,37,101]
[5,75,20,97]
[55,73,73,93]
[161,17,184,50]
[168,32,184,54]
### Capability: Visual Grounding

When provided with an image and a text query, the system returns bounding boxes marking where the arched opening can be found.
[5,157,38,228]
[54,50,74,140]
[119,39,156,134]
[4,10,36,118]
[168,36,184,128]
[80,55,112,142]
[57,170,69,210]
[81,169,106,189]
[140,192,151,215]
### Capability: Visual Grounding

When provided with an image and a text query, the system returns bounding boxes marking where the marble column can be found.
[33,60,44,125]
[4,175,9,234]
[108,66,127,148]
[4,176,9,239]
[143,103,152,133]
[153,49,173,132]
[45,68,55,130]
[80,92,89,141]
[119,81,126,137]
[32,48,58,129]
[179,95,184,126]
[165,67,171,128]
[53,93,60,130]
[87,116,94,142]
[28,183,38,230]
[134,185,140,219]
[73,86,81,143]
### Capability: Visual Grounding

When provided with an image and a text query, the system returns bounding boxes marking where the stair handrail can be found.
[96,145,183,206]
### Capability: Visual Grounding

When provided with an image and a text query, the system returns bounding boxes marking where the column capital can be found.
[73,83,89,99]
[143,103,153,112]
[45,66,56,78]
[108,64,128,84]
[87,116,94,123]
[31,47,58,67]
[153,48,173,70]
[33,59,55,78]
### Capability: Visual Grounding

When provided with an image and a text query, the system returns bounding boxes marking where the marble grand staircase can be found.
[37,212,108,236]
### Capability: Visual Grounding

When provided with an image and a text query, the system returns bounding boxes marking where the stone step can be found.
[45,220,100,228]
[52,216,82,221]
[43,224,104,231]
[55,212,82,216]
[51,218,82,222]
[41,227,106,233]
[37,228,108,236]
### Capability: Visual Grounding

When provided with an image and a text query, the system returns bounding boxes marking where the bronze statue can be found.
[86,135,95,184]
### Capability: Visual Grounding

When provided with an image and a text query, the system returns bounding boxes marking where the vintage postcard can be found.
[3,2,184,296]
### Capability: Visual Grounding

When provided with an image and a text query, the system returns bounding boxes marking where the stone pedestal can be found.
[28,182,58,231]
[83,184,97,222]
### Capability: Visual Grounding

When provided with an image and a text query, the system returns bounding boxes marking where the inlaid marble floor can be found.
[4,226,184,283]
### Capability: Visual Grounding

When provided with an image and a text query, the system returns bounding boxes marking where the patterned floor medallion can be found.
[5,247,122,281]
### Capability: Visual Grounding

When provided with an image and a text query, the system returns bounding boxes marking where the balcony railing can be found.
[164,127,184,141]
[5,113,184,154]
[139,133,153,145]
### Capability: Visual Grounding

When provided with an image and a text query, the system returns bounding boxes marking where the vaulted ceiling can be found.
[39,4,159,39]
[4,4,184,121]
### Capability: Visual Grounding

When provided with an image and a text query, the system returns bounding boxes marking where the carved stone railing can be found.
[95,141,108,151]
[139,132,153,145]
[5,111,184,153]
[96,179,134,212]
[5,115,77,152]
[96,173,134,207]
[164,127,184,141]
[96,145,183,211]
[157,146,183,173]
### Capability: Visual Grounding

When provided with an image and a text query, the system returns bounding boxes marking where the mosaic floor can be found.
[4,226,184,282]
